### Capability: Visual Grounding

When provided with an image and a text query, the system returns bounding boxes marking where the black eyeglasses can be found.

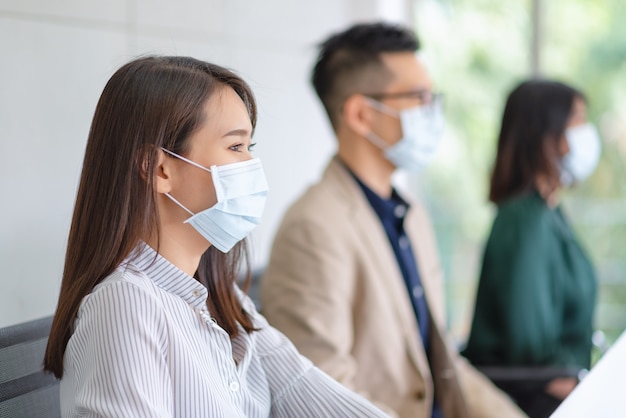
[365,90,443,106]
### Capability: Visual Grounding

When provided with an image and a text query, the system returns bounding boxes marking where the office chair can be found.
[0,316,60,418]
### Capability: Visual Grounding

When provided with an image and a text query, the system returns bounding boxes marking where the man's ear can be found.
[343,94,376,137]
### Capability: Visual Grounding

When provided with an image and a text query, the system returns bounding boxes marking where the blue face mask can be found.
[366,97,445,172]
[161,148,269,253]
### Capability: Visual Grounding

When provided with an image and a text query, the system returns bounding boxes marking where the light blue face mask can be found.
[161,148,269,253]
[365,97,445,172]
[560,123,602,186]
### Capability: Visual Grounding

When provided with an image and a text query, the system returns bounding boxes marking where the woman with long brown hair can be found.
[463,79,601,418]
[44,56,387,417]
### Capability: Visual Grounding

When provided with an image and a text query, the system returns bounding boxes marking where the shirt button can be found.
[192,289,202,297]
[394,205,407,218]
[229,381,239,392]
[399,236,409,250]
[412,286,424,299]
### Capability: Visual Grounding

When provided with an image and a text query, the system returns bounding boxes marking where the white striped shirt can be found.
[60,243,388,417]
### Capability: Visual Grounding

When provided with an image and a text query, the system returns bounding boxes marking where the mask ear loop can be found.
[164,193,195,216]
[159,148,210,216]
[365,131,391,150]
[364,98,400,151]
[160,147,212,174]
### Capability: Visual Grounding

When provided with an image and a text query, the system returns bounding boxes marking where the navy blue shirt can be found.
[353,176,430,347]
[351,173,442,418]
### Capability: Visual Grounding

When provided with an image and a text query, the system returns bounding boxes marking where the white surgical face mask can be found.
[561,123,602,186]
[161,148,269,253]
[365,97,445,172]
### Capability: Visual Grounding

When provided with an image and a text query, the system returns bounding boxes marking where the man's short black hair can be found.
[311,22,420,130]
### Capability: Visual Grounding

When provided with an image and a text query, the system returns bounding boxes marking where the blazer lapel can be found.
[324,158,434,383]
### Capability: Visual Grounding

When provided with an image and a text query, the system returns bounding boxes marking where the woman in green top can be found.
[463,80,601,418]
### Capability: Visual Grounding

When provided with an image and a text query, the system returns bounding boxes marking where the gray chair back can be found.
[0,316,60,418]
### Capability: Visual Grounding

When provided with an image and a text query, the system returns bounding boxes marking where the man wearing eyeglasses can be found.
[261,22,526,418]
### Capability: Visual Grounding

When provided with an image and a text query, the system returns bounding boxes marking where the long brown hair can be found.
[44,56,257,378]
[489,79,583,204]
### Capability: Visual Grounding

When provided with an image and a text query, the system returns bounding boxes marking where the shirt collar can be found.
[124,242,208,310]
[349,170,410,225]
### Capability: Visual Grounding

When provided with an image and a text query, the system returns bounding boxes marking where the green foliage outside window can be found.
[413,0,626,350]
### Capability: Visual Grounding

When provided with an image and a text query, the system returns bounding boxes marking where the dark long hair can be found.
[44,56,257,378]
[489,79,583,204]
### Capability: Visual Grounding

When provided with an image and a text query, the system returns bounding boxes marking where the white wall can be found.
[0,0,411,327]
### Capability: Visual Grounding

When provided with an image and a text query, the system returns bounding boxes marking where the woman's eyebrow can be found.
[222,128,251,138]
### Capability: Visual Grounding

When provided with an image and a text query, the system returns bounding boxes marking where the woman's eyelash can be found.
[229,142,256,152]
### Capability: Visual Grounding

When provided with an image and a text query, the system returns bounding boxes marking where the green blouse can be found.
[463,190,597,370]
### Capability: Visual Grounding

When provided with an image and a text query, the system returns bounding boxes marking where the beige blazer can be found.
[261,157,526,418]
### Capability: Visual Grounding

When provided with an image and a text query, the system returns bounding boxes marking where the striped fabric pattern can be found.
[60,243,388,417]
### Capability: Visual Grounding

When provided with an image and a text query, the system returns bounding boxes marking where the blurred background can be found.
[1,0,624,353]
[412,0,626,350]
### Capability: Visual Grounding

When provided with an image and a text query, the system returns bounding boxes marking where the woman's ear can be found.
[154,149,173,194]
[138,146,172,194]
[343,94,376,137]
